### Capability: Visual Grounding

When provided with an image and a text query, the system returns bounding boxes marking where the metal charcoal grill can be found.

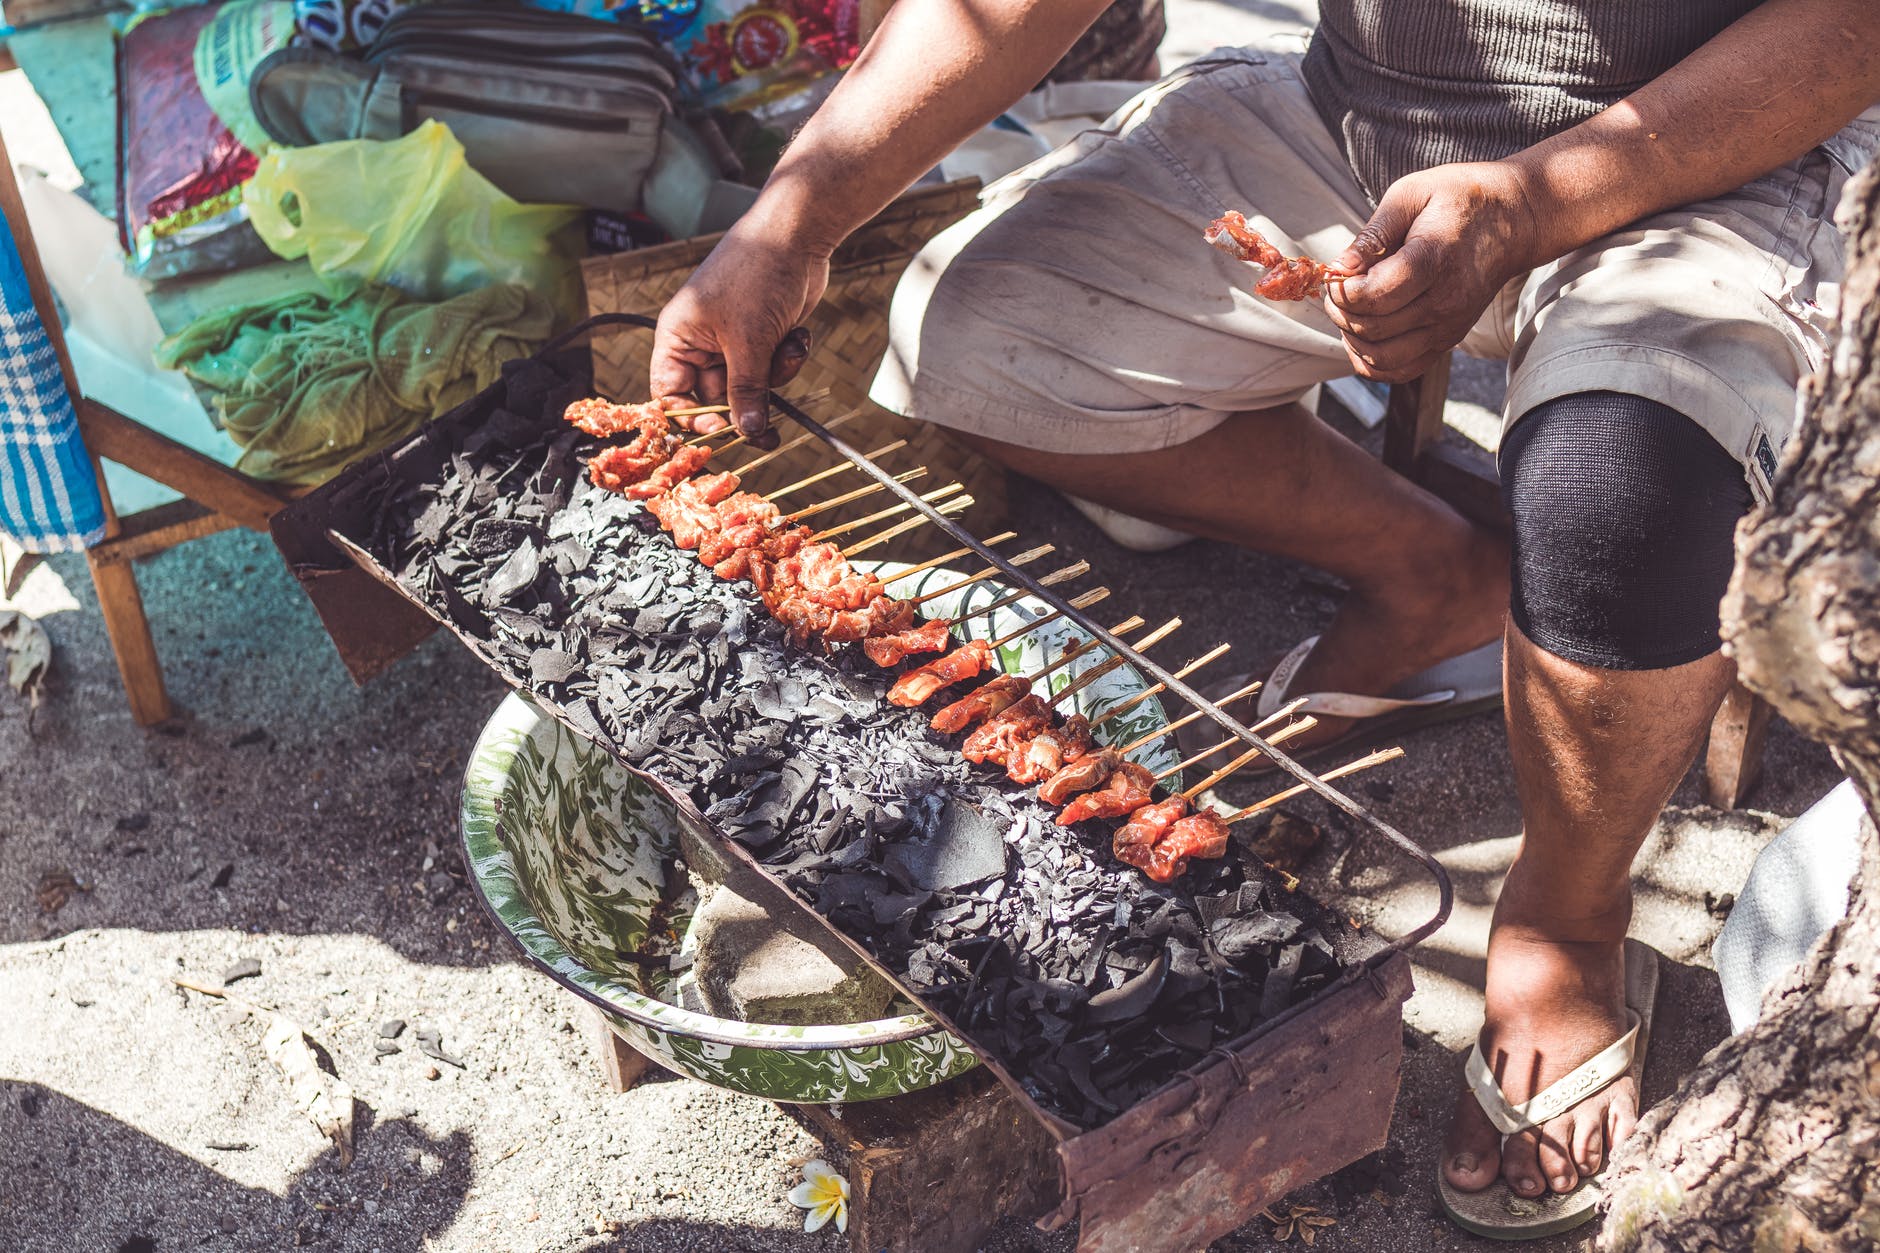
[272,313,1455,1253]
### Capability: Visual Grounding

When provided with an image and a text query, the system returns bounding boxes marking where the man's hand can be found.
[1325,161,1546,383]
[649,226,829,439]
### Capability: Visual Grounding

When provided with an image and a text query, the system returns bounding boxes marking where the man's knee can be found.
[1499,391,1753,671]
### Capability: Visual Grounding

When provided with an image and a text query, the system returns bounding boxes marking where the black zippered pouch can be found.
[249,0,689,211]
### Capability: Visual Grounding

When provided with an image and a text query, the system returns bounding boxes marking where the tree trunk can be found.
[1598,161,1880,1252]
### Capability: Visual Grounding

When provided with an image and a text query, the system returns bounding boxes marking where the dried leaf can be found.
[1250,811,1323,875]
[261,1015,355,1168]
[35,868,87,914]
[0,609,51,711]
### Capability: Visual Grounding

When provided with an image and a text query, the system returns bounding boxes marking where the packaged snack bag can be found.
[670,0,859,109]
[116,0,299,277]
[519,0,858,110]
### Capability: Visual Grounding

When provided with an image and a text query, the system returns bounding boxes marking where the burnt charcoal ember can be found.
[361,370,1351,1129]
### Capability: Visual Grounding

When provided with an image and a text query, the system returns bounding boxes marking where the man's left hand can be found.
[1325,161,1547,383]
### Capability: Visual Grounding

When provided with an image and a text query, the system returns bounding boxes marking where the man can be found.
[650,0,1880,1235]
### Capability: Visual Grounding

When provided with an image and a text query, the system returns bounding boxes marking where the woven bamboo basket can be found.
[580,180,1008,557]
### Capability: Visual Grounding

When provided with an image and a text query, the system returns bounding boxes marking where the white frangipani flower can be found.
[787,1159,849,1234]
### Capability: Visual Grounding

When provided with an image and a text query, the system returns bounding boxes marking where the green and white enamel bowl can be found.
[460,563,1180,1104]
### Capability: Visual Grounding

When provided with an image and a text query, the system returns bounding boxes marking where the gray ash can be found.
[369,356,1352,1128]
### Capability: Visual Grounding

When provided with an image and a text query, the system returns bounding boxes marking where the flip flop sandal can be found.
[1172,634,1504,774]
[1438,939,1661,1241]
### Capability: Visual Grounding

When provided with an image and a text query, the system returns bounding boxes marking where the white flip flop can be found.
[1173,634,1503,771]
[1438,939,1661,1241]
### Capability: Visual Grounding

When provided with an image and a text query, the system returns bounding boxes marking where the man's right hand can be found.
[649,227,829,438]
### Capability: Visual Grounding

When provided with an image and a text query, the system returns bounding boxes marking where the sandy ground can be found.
[0,1,1850,1250]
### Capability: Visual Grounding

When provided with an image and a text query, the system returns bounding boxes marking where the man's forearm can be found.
[1511,0,1880,264]
[733,0,1111,256]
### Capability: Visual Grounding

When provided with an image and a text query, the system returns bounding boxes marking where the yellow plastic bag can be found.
[244,119,583,313]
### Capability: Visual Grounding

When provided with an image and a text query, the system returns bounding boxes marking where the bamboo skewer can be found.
[936,561,1087,626]
[1160,714,1319,786]
[1135,694,1309,763]
[669,404,732,421]
[1045,617,1184,709]
[1178,734,1298,801]
[1013,611,1145,685]
[1226,747,1406,822]
[731,411,858,476]
[1116,678,1268,754]
[669,386,832,425]
[811,483,964,543]
[783,469,926,524]
[683,423,746,449]
[876,533,1018,586]
[985,595,1125,654]
[843,495,974,557]
[1089,643,1234,731]
[763,439,908,501]
[912,550,1071,606]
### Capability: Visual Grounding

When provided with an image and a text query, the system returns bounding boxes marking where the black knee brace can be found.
[1500,391,1754,671]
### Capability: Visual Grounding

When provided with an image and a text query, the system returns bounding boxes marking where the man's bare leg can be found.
[1442,624,1735,1198]
[957,403,1509,722]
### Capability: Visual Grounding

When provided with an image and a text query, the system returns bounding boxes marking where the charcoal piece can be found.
[1155,1019,1214,1053]
[483,543,542,605]
[220,958,262,985]
[869,889,929,928]
[1259,943,1306,1019]
[1209,911,1303,962]
[1084,950,1166,1025]
[528,649,580,686]
[467,519,543,561]
[881,800,1007,893]
[411,497,455,546]
[548,535,591,575]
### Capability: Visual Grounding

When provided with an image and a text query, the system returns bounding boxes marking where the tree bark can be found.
[1598,160,1880,1252]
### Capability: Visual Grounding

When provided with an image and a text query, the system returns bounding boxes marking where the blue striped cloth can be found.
[0,207,105,553]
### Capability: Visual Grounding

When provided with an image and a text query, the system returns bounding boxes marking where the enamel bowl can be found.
[459,563,1177,1103]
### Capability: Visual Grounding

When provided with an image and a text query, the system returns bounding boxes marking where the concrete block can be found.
[689,880,897,1026]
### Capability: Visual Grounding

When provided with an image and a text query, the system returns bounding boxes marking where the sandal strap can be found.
[1465,1010,1643,1136]
[1255,635,1457,720]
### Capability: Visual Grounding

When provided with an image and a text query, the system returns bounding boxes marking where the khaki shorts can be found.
[870,45,1880,503]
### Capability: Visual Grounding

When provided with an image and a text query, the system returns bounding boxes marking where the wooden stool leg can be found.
[1704,681,1774,810]
[85,550,171,726]
[1383,358,1451,476]
[584,1004,656,1093]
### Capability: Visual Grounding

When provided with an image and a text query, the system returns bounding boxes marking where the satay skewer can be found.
[1157,712,1319,785]
[1042,617,1184,708]
[912,553,1076,607]
[843,496,975,557]
[1088,643,1233,731]
[810,483,966,542]
[1141,694,1311,765]
[682,423,747,450]
[782,469,927,524]
[876,533,1019,586]
[763,439,909,501]
[983,591,1119,654]
[668,403,731,421]
[1105,688,1300,756]
[1113,678,1268,753]
[1225,746,1407,822]
[935,560,1088,626]
[671,386,832,429]
[729,411,859,476]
